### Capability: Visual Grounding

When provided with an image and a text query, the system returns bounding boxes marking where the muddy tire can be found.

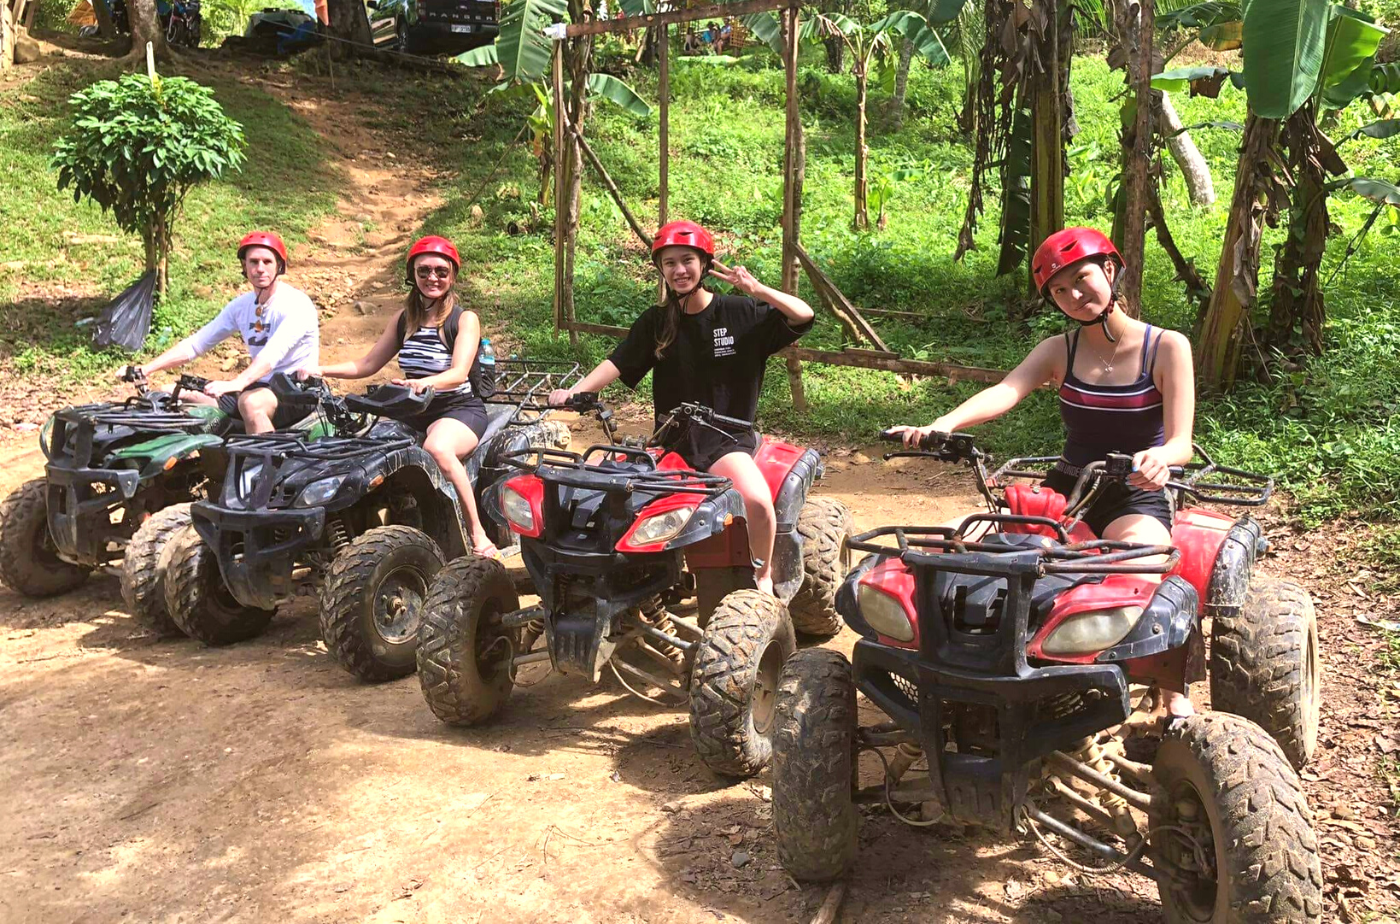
[320,525,444,683]
[164,525,275,646]
[417,555,522,726]
[772,648,858,881]
[1209,576,1319,770]
[521,419,572,452]
[688,589,797,778]
[787,496,852,638]
[120,504,192,638]
[0,479,90,597]
[1150,713,1322,924]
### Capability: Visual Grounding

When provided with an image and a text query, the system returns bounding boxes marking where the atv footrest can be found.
[190,501,325,610]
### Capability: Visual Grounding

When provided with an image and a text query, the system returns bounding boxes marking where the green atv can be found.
[0,368,327,636]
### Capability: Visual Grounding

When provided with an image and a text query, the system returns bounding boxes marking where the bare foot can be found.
[472,538,500,560]
[754,573,774,597]
[1165,690,1195,718]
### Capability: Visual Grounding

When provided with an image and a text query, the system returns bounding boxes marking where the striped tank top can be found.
[1058,326,1165,467]
[398,325,470,396]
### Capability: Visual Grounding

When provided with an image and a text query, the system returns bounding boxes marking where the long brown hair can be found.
[404,262,457,337]
[653,258,711,359]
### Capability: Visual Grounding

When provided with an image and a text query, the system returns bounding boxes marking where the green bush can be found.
[51,73,246,296]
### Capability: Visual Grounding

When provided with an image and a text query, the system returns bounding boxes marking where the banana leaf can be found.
[742,11,783,53]
[1241,0,1329,119]
[1199,19,1243,50]
[873,10,951,66]
[1327,176,1400,207]
[475,0,568,84]
[1157,0,1241,30]
[1341,119,1400,142]
[585,73,652,117]
[93,271,157,353]
[1151,65,1244,97]
[1318,6,1387,92]
[997,105,1033,277]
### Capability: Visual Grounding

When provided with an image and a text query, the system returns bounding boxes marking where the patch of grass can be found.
[0,60,341,383]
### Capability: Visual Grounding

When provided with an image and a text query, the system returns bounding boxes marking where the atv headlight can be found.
[1041,606,1144,656]
[39,416,55,458]
[628,508,692,547]
[858,583,915,642]
[295,475,346,508]
[502,485,535,532]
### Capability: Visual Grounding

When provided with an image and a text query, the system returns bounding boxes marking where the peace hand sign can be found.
[709,261,764,298]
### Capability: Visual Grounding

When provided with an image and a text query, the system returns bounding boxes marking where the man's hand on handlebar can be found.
[296,365,322,381]
[117,364,148,383]
[203,380,241,398]
[547,387,575,408]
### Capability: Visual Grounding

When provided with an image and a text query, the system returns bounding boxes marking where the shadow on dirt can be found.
[634,792,1166,924]
[0,576,121,631]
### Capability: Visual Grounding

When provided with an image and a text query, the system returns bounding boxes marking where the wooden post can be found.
[1028,0,1066,296]
[552,41,569,341]
[657,20,669,302]
[779,2,807,413]
[1117,0,1155,316]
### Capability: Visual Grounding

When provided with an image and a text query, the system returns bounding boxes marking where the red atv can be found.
[771,431,1322,923]
[414,397,853,778]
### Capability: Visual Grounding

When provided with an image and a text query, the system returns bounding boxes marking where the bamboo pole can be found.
[658,21,669,302]
[1118,0,1156,315]
[571,124,653,249]
[552,42,568,340]
[794,243,889,351]
[564,0,790,36]
[779,2,807,414]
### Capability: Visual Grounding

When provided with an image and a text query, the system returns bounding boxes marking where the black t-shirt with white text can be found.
[608,293,812,467]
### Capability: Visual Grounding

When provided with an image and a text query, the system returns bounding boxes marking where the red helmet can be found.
[238,231,288,274]
[1031,227,1123,297]
[651,220,715,264]
[406,235,460,285]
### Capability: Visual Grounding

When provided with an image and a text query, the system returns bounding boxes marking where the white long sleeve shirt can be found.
[179,282,319,380]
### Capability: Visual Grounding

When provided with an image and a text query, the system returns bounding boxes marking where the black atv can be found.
[164,361,579,682]
[0,368,320,629]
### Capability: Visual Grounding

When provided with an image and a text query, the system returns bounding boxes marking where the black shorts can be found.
[216,382,308,430]
[400,392,489,440]
[1042,468,1173,536]
[668,425,759,472]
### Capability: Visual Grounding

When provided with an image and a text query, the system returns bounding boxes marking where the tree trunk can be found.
[92,0,118,40]
[1028,0,1067,296]
[640,24,658,66]
[890,37,914,129]
[126,0,169,61]
[325,0,374,59]
[1198,113,1281,393]
[824,35,843,73]
[1115,0,1155,317]
[853,62,869,231]
[2,1,14,70]
[1158,92,1214,206]
[558,0,594,341]
[1266,104,1335,358]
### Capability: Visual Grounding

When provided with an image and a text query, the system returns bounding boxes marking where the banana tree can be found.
[804,9,952,229]
[1180,0,1391,390]
[457,0,650,203]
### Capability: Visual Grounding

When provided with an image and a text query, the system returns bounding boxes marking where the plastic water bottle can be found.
[478,338,496,398]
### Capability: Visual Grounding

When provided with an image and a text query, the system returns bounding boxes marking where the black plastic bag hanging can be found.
[93,271,157,352]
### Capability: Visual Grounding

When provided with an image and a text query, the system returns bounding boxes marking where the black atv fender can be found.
[1204,516,1263,620]
[360,444,472,559]
[771,449,824,603]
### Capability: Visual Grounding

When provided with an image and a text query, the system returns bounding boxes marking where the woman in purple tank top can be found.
[888,227,1197,716]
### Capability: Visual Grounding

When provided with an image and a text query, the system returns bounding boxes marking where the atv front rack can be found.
[500,445,733,497]
[847,524,1180,576]
[223,431,415,462]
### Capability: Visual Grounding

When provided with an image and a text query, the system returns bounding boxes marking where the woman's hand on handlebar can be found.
[1131,447,1172,490]
[547,387,574,408]
[887,418,955,449]
[391,378,431,395]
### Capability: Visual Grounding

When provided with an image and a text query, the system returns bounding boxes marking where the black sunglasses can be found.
[415,265,453,279]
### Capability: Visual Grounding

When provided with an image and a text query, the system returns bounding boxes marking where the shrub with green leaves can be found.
[50,73,246,296]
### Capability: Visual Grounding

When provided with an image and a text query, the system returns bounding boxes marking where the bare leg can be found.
[237,388,279,435]
[1102,513,1193,718]
[709,451,777,596]
[423,418,497,558]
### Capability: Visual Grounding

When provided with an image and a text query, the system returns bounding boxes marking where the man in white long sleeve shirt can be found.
[126,232,320,434]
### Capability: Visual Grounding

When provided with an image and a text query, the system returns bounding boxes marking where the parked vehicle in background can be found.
[367,0,497,55]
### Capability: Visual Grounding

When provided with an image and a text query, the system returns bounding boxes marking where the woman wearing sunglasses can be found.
[304,236,499,559]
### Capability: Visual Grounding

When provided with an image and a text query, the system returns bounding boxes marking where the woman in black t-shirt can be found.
[303,236,499,560]
[549,220,814,596]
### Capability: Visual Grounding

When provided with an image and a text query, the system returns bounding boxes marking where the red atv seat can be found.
[1003,485,1069,539]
